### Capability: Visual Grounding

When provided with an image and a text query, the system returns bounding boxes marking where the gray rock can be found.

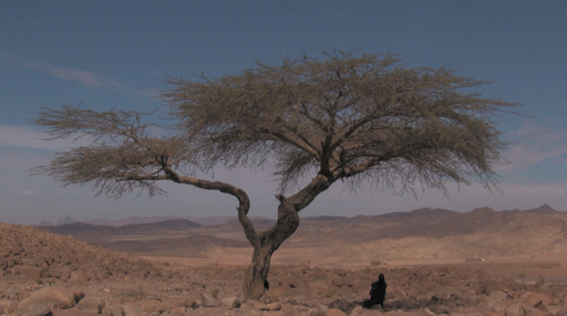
[12,265,42,279]
[29,286,76,309]
[489,291,508,302]
[17,299,51,316]
[76,296,105,313]
[220,296,241,309]
[140,299,168,313]
[505,303,523,316]
[428,304,450,314]
[185,290,204,308]
[111,305,125,316]
[202,292,221,307]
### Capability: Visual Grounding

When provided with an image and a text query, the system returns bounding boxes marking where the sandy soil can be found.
[141,250,567,286]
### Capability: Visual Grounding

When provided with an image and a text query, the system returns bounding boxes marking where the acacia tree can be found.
[33,52,514,301]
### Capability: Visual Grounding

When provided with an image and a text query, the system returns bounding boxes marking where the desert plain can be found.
[2,205,567,316]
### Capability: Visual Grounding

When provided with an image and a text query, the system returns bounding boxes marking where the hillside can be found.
[0,222,169,282]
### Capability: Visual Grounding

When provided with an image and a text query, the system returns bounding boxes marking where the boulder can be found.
[505,303,523,316]
[166,297,191,309]
[202,293,220,307]
[521,292,543,308]
[269,285,287,297]
[489,291,509,302]
[397,297,421,310]
[247,299,268,310]
[120,302,142,316]
[111,305,125,316]
[266,302,282,311]
[332,275,345,287]
[75,296,105,313]
[140,299,168,313]
[29,286,77,309]
[427,304,450,314]
[185,290,205,308]
[69,270,89,283]
[12,265,42,279]
[17,299,51,316]
[220,296,241,309]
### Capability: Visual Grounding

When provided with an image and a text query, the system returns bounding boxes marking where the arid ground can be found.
[2,205,567,315]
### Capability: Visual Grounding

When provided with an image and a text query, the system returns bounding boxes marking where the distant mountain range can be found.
[82,215,239,227]
[39,215,240,227]
[36,204,567,261]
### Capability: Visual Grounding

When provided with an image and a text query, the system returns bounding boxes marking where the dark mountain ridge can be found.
[39,219,201,236]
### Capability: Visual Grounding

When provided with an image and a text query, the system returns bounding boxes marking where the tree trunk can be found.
[240,174,332,301]
[242,199,301,301]
[243,246,272,300]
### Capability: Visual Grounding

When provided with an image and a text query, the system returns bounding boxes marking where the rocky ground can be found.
[2,222,567,316]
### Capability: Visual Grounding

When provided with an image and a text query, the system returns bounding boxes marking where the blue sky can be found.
[1,1,566,225]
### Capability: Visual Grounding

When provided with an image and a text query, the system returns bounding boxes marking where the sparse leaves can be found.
[31,105,195,199]
[33,51,516,210]
[164,52,515,194]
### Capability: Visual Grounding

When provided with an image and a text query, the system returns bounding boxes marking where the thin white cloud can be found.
[23,61,105,88]
[0,51,155,97]
[499,120,567,174]
[0,125,91,151]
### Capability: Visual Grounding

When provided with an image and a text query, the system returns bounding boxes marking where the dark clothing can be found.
[363,274,387,309]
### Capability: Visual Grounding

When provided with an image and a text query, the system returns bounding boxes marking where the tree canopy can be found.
[33,52,516,300]
[165,52,513,193]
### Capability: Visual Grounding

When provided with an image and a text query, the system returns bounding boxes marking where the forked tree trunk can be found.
[239,174,332,301]
[243,245,273,300]
[242,199,301,301]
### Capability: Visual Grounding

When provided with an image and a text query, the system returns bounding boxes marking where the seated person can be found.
[363,273,386,309]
